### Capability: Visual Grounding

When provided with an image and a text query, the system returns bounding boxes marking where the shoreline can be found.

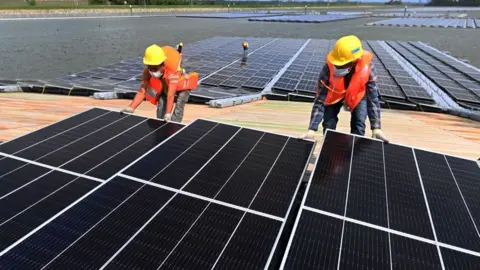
[0,5,380,17]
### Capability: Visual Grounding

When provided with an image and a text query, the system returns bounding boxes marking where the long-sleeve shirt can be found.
[308,63,382,131]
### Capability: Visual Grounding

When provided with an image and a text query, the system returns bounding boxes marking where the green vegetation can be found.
[427,0,479,6]
[0,0,394,10]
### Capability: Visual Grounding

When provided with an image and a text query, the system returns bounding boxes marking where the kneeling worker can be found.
[121,44,198,122]
[301,35,389,142]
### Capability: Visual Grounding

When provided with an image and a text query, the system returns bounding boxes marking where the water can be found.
[1,15,479,80]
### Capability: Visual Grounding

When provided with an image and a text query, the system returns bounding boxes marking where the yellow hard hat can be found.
[327,35,364,66]
[143,44,167,66]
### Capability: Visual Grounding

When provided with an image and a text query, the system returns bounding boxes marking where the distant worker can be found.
[120,44,198,122]
[300,35,389,142]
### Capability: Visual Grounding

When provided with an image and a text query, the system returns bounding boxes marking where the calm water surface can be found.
[1,15,479,80]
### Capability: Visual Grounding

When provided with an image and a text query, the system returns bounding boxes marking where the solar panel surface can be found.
[249,14,365,23]
[409,41,480,84]
[177,13,283,19]
[0,108,315,270]
[281,130,480,269]
[370,18,479,29]
[387,41,480,105]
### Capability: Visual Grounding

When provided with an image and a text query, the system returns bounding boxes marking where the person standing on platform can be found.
[120,44,198,123]
[300,35,389,143]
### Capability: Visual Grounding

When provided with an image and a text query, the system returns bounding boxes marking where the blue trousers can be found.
[322,97,367,136]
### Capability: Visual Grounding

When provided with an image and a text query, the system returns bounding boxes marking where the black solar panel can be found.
[366,41,421,100]
[0,108,315,269]
[0,108,183,181]
[272,39,333,96]
[201,38,306,92]
[388,41,480,105]
[281,130,480,269]
[409,41,480,84]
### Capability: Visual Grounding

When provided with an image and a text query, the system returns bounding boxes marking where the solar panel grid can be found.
[387,41,480,104]
[364,41,408,99]
[0,109,315,269]
[0,109,184,182]
[281,130,480,269]
[61,37,242,87]
[397,42,480,100]
[370,18,478,29]
[198,38,306,93]
[275,39,332,96]
[0,156,101,250]
[409,41,480,84]
[249,14,364,23]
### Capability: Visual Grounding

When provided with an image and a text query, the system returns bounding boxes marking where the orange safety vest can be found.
[322,51,373,111]
[145,46,198,106]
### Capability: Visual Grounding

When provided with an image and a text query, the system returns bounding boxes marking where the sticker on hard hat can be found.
[351,47,360,54]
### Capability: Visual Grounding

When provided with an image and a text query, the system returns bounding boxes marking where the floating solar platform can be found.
[373,12,466,18]
[376,7,480,12]
[367,18,478,29]
[176,12,283,19]
[0,107,315,269]
[281,129,480,269]
[326,11,372,16]
[386,41,480,109]
[14,36,480,116]
[249,14,364,23]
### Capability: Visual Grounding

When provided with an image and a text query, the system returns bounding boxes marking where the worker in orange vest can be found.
[120,44,198,122]
[301,35,389,142]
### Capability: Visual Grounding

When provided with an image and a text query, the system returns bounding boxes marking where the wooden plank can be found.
[1,93,479,160]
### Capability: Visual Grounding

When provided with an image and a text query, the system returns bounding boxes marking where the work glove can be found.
[299,130,316,140]
[120,107,134,114]
[163,113,172,122]
[372,129,389,143]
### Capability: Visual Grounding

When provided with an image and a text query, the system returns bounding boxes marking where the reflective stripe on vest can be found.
[324,51,373,111]
[145,76,167,105]
[146,87,158,100]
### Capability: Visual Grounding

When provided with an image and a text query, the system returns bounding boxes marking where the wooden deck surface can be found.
[1,92,479,161]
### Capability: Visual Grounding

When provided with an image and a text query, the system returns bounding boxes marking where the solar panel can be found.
[0,109,315,269]
[176,13,283,19]
[374,12,463,18]
[201,38,306,92]
[272,39,333,96]
[409,41,480,84]
[26,36,477,108]
[365,41,413,100]
[368,18,478,29]
[0,108,184,180]
[281,130,480,269]
[249,14,365,23]
[387,41,480,104]
[115,79,140,90]
[0,157,100,251]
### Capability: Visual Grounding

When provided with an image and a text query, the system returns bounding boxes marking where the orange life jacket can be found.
[145,46,198,106]
[322,51,373,111]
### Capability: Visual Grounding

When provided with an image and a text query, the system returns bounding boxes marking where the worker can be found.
[300,35,389,142]
[120,44,198,122]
